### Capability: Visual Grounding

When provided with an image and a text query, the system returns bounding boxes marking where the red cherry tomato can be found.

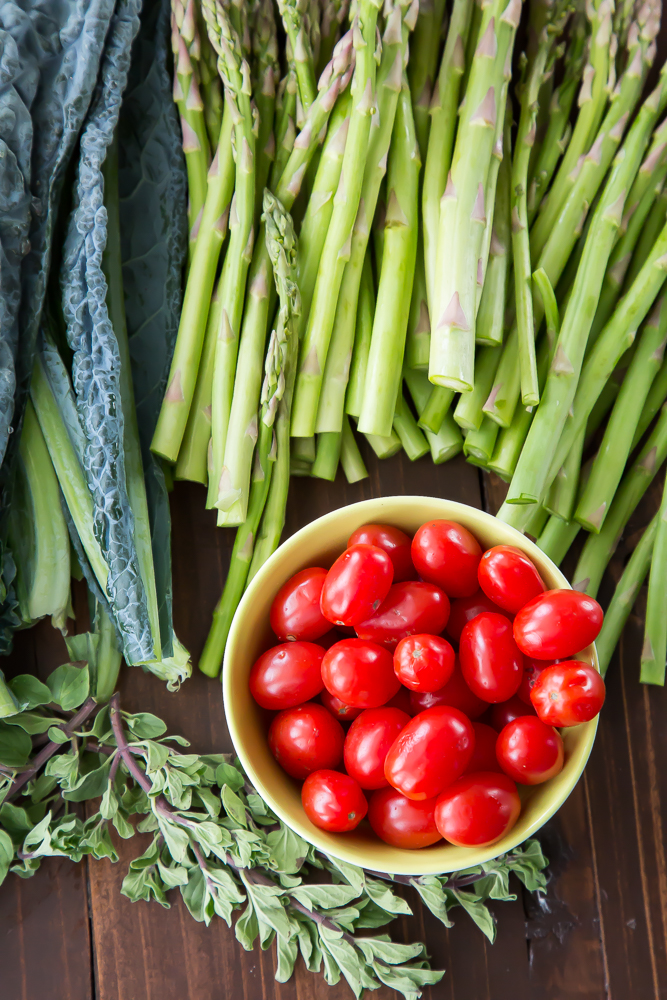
[490,694,537,733]
[385,686,414,715]
[530,660,606,727]
[367,788,442,848]
[249,642,325,710]
[477,545,545,615]
[348,524,416,582]
[496,716,564,785]
[321,639,400,708]
[411,520,482,598]
[518,657,554,704]
[268,703,344,779]
[343,707,410,790]
[320,688,363,722]
[465,722,502,774]
[409,658,487,720]
[460,613,524,703]
[355,582,450,649]
[321,544,394,626]
[384,705,474,800]
[393,634,455,692]
[434,772,521,847]
[270,567,331,642]
[513,589,603,660]
[301,770,368,832]
[446,589,512,643]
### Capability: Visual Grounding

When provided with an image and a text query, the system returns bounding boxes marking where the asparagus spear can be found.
[596,512,657,676]
[419,385,454,434]
[340,414,368,482]
[364,426,402,458]
[290,0,383,437]
[430,0,521,393]
[358,83,420,437]
[271,68,299,186]
[640,472,667,685]
[529,0,613,259]
[393,389,430,461]
[199,191,300,677]
[512,3,570,407]
[536,513,581,566]
[408,0,447,160]
[576,296,667,532]
[454,344,502,431]
[278,0,318,111]
[631,356,667,449]
[501,63,667,518]
[404,243,430,370]
[173,23,212,253]
[204,0,258,510]
[194,0,225,147]
[545,216,667,497]
[312,431,342,479]
[463,416,499,466]
[319,0,349,75]
[151,104,234,466]
[403,367,463,463]
[573,402,667,597]
[476,116,511,347]
[316,1,415,435]
[345,249,374,418]
[422,0,473,315]
[215,32,355,523]
[252,0,279,221]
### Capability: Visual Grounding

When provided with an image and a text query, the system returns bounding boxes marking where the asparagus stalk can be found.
[536,513,581,566]
[429,0,521,393]
[573,402,667,597]
[151,93,234,467]
[316,0,415,434]
[463,416,499,466]
[623,182,667,290]
[393,389,429,461]
[271,68,299,187]
[640,472,667,685]
[403,367,463,463]
[545,216,667,496]
[214,30,355,520]
[199,192,300,678]
[502,64,667,517]
[422,0,473,314]
[319,0,349,75]
[544,425,585,522]
[528,0,613,259]
[340,414,368,482]
[174,29,212,253]
[290,0,383,437]
[404,242,430,369]
[364,426,402,458]
[278,0,318,111]
[204,0,258,510]
[252,0,279,221]
[358,83,420,437]
[195,0,225,147]
[523,501,549,540]
[419,385,454,435]
[512,5,570,407]
[312,431,342,479]
[576,296,667,532]
[345,249,374,418]
[631,356,667,450]
[407,0,447,160]
[454,345,502,431]
[476,118,511,347]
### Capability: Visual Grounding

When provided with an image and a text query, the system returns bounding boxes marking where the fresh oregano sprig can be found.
[0,644,548,998]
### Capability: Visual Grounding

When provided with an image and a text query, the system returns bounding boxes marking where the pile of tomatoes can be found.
[248,520,606,850]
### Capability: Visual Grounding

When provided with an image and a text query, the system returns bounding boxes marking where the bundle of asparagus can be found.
[152,0,667,685]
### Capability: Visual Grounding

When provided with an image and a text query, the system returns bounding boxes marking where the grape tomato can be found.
[321,544,393,626]
[465,722,502,774]
[301,770,368,832]
[478,545,545,615]
[268,703,344,779]
[321,638,400,708]
[518,657,554,704]
[530,660,605,727]
[513,589,603,660]
[320,688,363,722]
[384,705,475,800]
[496,716,564,785]
[355,581,450,649]
[249,642,325,710]
[446,589,512,643]
[343,707,410,789]
[270,567,330,641]
[434,772,521,847]
[459,612,524,703]
[368,788,442,848]
[348,523,416,582]
[393,634,455,692]
[490,694,536,733]
[411,520,482,598]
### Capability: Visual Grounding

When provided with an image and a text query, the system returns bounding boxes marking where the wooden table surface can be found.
[1,451,666,1000]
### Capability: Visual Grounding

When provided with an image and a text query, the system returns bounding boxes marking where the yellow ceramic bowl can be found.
[223,496,599,875]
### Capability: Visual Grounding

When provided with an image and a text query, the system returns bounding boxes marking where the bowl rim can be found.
[223,495,599,875]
